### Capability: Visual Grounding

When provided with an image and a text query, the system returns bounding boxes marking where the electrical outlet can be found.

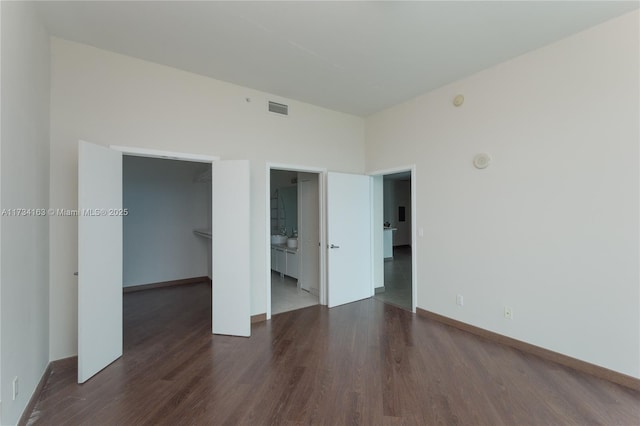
[12,377,19,400]
[504,306,513,320]
[456,294,464,306]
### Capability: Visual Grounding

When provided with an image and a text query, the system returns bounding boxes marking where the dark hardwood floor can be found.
[26,283,639,425]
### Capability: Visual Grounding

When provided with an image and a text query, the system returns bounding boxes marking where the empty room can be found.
[1,1,639,425]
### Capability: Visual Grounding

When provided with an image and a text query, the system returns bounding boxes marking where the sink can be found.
[271,235,287,245]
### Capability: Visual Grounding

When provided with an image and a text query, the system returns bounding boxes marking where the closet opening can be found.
[121,155,212,351]
[269,168,321,316]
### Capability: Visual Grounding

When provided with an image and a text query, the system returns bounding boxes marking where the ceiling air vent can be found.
[268,101,288,116]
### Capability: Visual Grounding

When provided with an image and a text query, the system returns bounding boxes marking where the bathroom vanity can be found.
[271,244,299,279]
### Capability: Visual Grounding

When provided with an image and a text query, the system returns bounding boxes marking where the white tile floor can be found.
[271,272,319,315]
[271,247,410,315]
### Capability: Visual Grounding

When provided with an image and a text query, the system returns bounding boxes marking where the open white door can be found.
[327,172,373,308]
[212,160,251,336]
[298,174,320,293]
[78,141,123,383]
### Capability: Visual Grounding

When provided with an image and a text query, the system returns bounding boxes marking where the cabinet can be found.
[271,245,298,280]
[286,251,298,279]
[271,247,286,274]
[276,249,286,275]
[271,247,278,270]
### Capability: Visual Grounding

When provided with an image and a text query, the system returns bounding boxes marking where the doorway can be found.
[121,156,212,352]
[371,168,416,312]
[122,156,211,292]
[78,141,251,383]
[269,168,321,315]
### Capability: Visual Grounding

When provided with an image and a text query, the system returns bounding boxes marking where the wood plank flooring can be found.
[25,283,639,425]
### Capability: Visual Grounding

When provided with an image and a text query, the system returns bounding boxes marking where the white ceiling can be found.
[36,1,638,117]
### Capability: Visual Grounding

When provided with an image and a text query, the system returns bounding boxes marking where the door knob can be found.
[330,244,340,249]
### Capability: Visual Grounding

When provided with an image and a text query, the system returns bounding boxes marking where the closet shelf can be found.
[193,229,212,239]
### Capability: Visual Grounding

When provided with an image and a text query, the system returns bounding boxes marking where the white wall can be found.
[123,156,210,287]
[297,172,320,295]
[270,170,298,234]
[270,170,298,237]
[270,170,298,192]
[48,38,365,360]
[0,2,50,424]
[393,180,411,246]
[365,11,639,377]
[383,178,412,246]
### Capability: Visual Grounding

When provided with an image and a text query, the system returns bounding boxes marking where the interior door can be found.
[327,172,373,308]
[78,140,123,383]
[212,160,251,336]
[298,174,319,293]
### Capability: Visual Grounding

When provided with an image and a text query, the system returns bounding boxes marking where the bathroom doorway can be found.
[269,168,321,315]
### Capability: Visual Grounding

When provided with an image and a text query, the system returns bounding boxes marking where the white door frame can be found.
[109,144,220,317]
[368,165,417,313]
[110,145,219,163]
[266,163,327,320]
